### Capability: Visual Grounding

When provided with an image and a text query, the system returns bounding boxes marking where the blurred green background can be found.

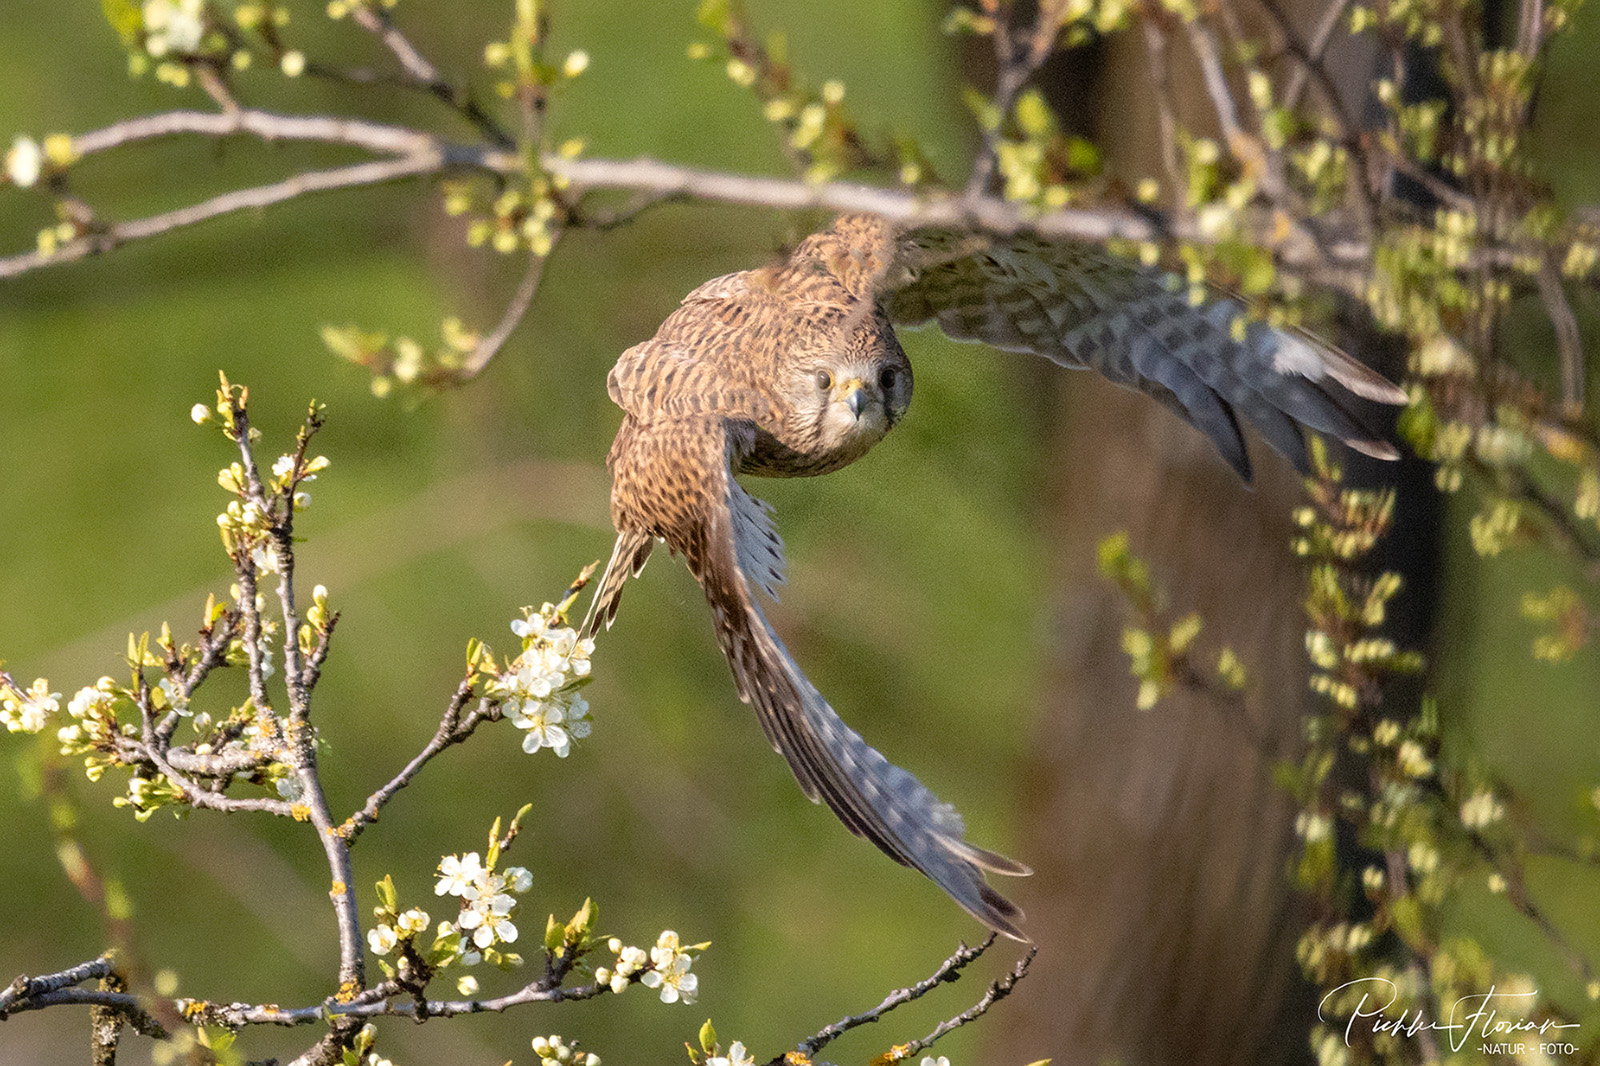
[2,2,1598,1065]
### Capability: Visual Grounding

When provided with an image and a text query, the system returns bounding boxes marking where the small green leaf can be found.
[1014,89,1055,139]
[699,1018,719,1056]
[101,0,142,44]
[565,897,596,945]
[485,816,504,869]
[961,85,1002,132]
[1168,612,1203,655]
[696,0,735,35]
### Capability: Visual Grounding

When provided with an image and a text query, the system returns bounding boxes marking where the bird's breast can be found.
[737,422,883,478]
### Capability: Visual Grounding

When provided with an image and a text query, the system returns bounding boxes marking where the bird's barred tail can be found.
[581,529,654,640]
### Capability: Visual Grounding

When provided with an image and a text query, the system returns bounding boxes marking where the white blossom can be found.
[6,136,42,187]
[640,931,698,1004]
[368,924,398,955]
[512,698,572,756]
[2,679,60,733]
[397,908,431,934]
[458,895,517,949]
[1460,789,1505,829]
[435,852,485,897]
[709,1041,754,1066]
[158,677,191,715]
[143,0,206,55]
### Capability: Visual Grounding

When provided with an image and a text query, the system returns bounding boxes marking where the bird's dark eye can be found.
[815,369,833,390]
[878,366,898,389]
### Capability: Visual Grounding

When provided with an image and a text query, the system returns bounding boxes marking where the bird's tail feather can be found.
[581,529,654,639]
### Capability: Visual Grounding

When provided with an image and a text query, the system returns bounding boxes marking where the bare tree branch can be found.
[965,1,1070,198]
[1253,0,1381,230]
[343,678,490,842]
[0,963,608,1033]
[1538,255,1587,416]
[4,105,1588,297]
[340,3,513,147]
[1140,17,1189,203]
[903,947,1037,1056]
[460,245,556,378]
[1,154,448,279]
[1279,0,1357,110]
[788,936,999,1062]
[0,958,167,1038]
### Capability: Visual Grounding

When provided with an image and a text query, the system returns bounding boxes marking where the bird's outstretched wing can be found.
[592,412,1031,940]
[887,228,1408,481]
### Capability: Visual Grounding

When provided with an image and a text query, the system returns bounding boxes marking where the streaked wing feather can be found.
[606,413,1030,940]
[889,230,1403,474]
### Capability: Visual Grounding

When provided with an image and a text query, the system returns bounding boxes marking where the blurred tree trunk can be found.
[1000,371,1317,1066]
[983,11,1437,1065]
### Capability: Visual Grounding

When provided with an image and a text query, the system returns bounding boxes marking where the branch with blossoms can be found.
[0,378,687,1066]
[0,379,1035,1066]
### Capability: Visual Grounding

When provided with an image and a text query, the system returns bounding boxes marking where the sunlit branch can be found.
[790,936,1003,1062]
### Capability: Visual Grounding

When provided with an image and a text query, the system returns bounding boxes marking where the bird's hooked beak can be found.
[839,378,869,421]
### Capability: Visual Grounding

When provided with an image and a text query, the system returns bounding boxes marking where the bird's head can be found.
[796,318,913,459]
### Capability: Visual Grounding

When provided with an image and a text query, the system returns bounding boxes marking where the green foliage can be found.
[1098,532,1247,710]
[1286,445,1590,1065]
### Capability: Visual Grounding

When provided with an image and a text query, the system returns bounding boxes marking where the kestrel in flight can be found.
[583,213,1405,940]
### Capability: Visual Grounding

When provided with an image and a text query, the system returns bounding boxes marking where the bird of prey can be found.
[582,212,1405,940]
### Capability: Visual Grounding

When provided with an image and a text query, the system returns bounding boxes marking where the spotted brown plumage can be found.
[583,213,1405,941]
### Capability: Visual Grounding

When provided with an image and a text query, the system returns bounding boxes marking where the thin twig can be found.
[68,108,455,159]
[1281,0,1358,111]
[1,106,1586,291]
[0,957,114,1015]
[194,64,241,114]
[0,972,610,1032]
[1141,17,1188,203]
[573,188,683,231]
[343,678,488,842]
[343,4,513,148]
[1,154,448,279]
[123,737,295,815]
[1516,0,1547,57]
[1375,141,1475,213]
[1495,461,1600,568]
[965,1,1063,198]
[460,246,554,377]
[791,936,998,1061]
[0,958,168,1038]
[347,5,442,83]
[1186,17,1250,149]
[1466,831,1598,990]
[1537,255,1586,417]
[232,398,366,993]
[1253,0,1380,231]
[1184,14,1301,218]
[903,947,1037,1056]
